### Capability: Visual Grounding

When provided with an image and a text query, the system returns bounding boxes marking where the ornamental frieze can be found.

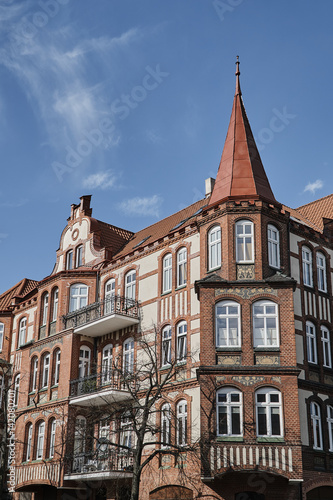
[217,355,241,366]
[255,355,280,366]
[30,336,63,354]
[215,287,277,299]
[231,376,265,386]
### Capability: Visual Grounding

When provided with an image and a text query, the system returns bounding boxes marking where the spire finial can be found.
[235,56,241,96]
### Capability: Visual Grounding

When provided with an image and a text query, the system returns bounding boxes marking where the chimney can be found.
[205,178,215,198]
[80,195,92,217]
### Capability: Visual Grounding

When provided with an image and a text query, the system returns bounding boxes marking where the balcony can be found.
[15,461,60,488]
[62,296,139,337]
[69,371,133,407]
[64,449,133,482]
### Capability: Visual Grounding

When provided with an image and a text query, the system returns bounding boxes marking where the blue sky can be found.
[0,0,332,294]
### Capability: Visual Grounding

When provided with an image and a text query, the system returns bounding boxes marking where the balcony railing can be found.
[15,461,60,487]
[69,371,133,406]
[62,296,139,337]
[64,449,133,480]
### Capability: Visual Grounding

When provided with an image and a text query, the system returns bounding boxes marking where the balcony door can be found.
[102,344,113,384]
[105,279,115,315]
[79,347,91,378]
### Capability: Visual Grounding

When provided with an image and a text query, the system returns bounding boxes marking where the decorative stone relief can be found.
[30,336,63,354]
[217,355,241,366]
[231,376,265,386]
[216,376,226,384]
[255,355,279,366]
[236,264,255,281]
[271,376,281,384]
[215,287,277,299]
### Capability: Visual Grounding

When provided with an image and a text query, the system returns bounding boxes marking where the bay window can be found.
[253,300,278,347]
[235,220,254,263]
[216,300,240,347]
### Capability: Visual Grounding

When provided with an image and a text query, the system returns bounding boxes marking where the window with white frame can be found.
[235,220,254,263]
[36,421,45,459]
[52,288,58,322]
[302,246,313,287]
[176,321,187,362]
[74,416,86,455]
[0,322,4,352]
[306,321,317,364]
[123,338,134,374]
[75,245,83,268]
[177,400,187,446]
[26,423,33,461]
[208,226,221,270]
[105,278,115,314]
[177,248,187,287]
[31,357,38,391]
[49,419,56,458]
[66,250,73,270]
[125,271,136,302]
[42,353,50,388]
[253,300,278,347]
[163,254,172,293]
[327,405,333,452]
[268,224,280,269]
[161,403,171,447]
[216,301,241,348]
[321,326,332,368]
[217,387,242,436]
[310,402,323,450]
[317,252,327,292]
[42,293,49,326]
[256,388,283,437]
[54,350,61,385]
[102,344,113,383]
[78,347,91,378]
[18,317,27,347]
[69,284,88,312]
[14,374,20,406]
[98,415,110,458]
[162,326,172,366]
[120,412,132,451]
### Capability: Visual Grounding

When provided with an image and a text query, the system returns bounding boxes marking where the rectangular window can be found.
[54,351,61,385]
[321,327,332,368]
[268,225,280,268]
[49,420,56,458]
[66,250,73,270]
[42,354,50,388]
[306,322,317,364]
[177,248,187,287]
[177,322,187,361]
[0,323,3,352]
[76,245,83,268]
[162,327,172,365]
[317,253,327,292]
[163,254,172,293]
[302,247,313,287]
[36,422,45,459]
[208,226,221,270]
[236,221,254,263]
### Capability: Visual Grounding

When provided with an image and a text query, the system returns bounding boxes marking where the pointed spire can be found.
[208,58,277,207]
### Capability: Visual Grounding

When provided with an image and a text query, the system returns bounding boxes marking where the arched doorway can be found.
[150,485,193,500]
[307,486,333,500]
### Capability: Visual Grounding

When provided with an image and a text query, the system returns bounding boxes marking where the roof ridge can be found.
[296,192,333,210]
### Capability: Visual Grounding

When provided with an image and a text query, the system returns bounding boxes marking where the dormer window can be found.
[235,220,254,263]
[66,250,73,270]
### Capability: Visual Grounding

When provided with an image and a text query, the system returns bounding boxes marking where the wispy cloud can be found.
[304,179,323,195]
[118,195,163,217]
[82,170,117,190]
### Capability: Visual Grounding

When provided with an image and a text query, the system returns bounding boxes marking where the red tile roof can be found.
[0,278,38,310]
[90,218,134,255]
[295,193,333,231]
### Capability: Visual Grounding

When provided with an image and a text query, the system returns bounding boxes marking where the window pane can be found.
[270,393,279,403]
[271,407,281,435]
[218,407,227,435]
[258,407,267,435]
[230,393,240,402]
[257,393,266,403]
[231,407,241,435]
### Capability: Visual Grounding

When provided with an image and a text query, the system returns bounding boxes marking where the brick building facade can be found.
[1,61,333,500]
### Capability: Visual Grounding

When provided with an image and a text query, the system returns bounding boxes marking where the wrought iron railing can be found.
[66,449,134,475]
[70,370,132,397]
[62,295,139,330]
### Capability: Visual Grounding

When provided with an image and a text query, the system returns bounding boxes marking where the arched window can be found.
[162,254,172,293]
[177,248,187,287]
[255,388,283,437]
[69,284,88,312]
[302,246,313,287]
[41,292,49,326]
[217,387,242,437]
[123,338,134,374]
[317,252,327,292]
[161,404,171,447]
[327,405,333,452]
[51,288,59,322]
[49,419,56,458]
[98,415,110,459]
[105,278,115,314]
[74,416,86,455]
[0,322,4,352]
[26,423,33,461]
[176,321,187,362]
[75,245,83,268]
[18,317,27,347]
[268,224,280,269]
[102,344,113,384]
[177,400,188,446]
[216,301,241,348]
[162,325,172,366]
[53,349,61,385]
[36,421,45,459]
[78,346,91,378]
[208,226,221,270]
[120,412,132,450]
[321,326,331,368]
[41,353,50,388]
[66,250,73,270]
[235,220,254,263]
[306,321,317,364]
[253,300,278,347]
[14,374,20,406]
[310,402,323,450]
[31,357,38,392]
[125,271,136,302]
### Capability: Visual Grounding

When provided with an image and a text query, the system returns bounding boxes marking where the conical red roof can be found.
[208,59,276,206]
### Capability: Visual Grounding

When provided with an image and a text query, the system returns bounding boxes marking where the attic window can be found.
[133,236,151,249]
[170,207,206,232]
